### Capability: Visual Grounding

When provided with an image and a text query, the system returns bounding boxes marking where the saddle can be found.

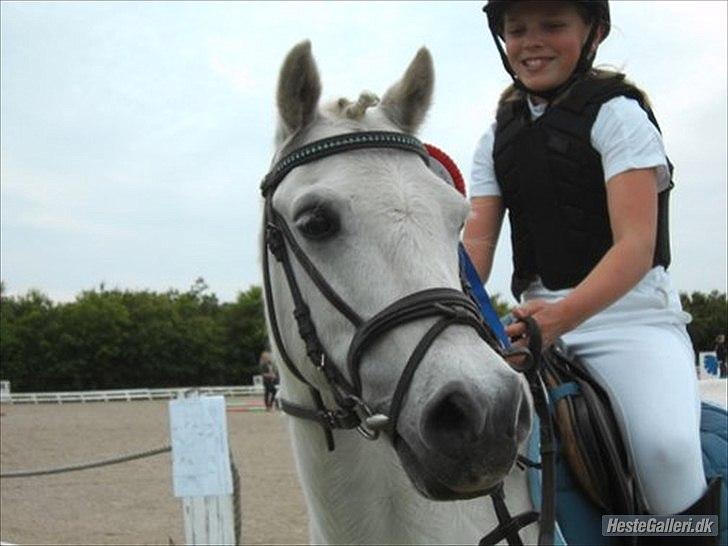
[527,364,728,546]
[540,340,637,516]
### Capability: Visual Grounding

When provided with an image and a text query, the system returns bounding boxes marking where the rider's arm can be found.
[463,196,505,283]
[511,168,659,344]
[465,125,504,282]
[510,97,670,345]
[541,167,659,333]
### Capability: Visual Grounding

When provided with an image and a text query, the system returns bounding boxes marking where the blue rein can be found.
[458,243,510,348]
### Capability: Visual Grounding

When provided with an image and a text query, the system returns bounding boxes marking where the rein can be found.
[260,129,556,545]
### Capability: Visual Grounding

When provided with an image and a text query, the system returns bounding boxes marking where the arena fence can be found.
[0,385,262,404]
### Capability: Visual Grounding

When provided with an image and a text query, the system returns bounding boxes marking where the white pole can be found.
[169,391,236,545]
[0,380,10,403]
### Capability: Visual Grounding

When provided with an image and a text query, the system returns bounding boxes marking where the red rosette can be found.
[424,143,466,197]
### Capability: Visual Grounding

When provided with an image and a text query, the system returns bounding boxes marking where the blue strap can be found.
[458,244,510,348]
[548,382,581,406]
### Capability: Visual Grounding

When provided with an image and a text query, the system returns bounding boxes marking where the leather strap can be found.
[479,484,540,546]
[261,128,560,545]
[262,130,481,452]
[387,312,489,439]
[506,317,556,546]
[346,288,486,394]
[279,398,361,430]
[271,207,363,327]
[261,131,430,197]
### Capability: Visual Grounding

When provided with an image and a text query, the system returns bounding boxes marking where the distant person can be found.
[715,334,726,379]
[259,350,279,411]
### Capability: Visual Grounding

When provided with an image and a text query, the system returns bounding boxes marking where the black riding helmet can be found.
[483,0,611,100]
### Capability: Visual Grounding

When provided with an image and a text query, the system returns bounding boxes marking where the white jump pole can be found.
[0,380,10,403]
[169,391,236,545]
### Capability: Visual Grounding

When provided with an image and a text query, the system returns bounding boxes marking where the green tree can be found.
[168,279,225,386]
[0,279,243,391]
[52,289,132,390]
[0,288,58,391]
[219,286,269,385]
[118,289,183,387]
[0,283,21,387]
[680,291,727,355]
[489,293,512,319]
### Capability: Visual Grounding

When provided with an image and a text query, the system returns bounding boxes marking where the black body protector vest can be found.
[493,74,673,300]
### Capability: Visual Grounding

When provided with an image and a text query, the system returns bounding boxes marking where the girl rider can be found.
[463,0,720,538]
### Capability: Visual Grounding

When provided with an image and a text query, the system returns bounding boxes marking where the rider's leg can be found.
[563,322,707,515]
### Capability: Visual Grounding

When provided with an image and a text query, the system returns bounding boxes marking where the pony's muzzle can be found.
[420,376,532,459]
[392,373,532,499]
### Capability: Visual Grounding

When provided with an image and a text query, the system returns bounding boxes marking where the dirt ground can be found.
[0,400,308,545]
[1,381,725,545]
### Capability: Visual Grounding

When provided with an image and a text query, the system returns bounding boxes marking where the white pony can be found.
[261,41,538,545]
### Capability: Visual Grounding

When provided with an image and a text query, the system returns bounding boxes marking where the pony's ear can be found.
[380,48,434,134]
[276,41,321,144]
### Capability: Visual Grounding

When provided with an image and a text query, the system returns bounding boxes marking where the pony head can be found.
[265,41,531,500]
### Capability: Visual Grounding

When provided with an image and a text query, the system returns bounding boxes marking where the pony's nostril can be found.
[431,393,470,430]
[423,391,483,456]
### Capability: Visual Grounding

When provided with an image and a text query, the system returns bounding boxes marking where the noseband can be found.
[261,131,501,449]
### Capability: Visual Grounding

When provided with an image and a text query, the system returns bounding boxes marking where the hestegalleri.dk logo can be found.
[602,515,718,536]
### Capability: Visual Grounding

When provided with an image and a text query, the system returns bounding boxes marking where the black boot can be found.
[637,477,723,545]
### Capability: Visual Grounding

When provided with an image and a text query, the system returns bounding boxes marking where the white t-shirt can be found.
[470,95,671,197]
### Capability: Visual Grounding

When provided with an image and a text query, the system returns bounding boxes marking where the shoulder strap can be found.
[494,91,529,156]
[543,75,630,140]
[550,75,675,178]
[557,74,662,134]
[558,74,628,113]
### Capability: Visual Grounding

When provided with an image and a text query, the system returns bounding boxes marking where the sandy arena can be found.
[0,400,308,545]
[1,380,725,545]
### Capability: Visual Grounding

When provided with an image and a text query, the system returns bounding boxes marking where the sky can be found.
[1,1,726,305]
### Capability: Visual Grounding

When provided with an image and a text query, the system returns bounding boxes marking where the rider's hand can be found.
[505,299,573,349]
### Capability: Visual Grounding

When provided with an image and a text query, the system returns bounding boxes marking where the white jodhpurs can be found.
[523,267,707,514]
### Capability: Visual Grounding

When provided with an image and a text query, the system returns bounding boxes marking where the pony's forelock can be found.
[326,91,381,121]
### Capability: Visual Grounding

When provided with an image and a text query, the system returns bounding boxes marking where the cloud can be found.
[1,1,725,303]
[209,54,258,94]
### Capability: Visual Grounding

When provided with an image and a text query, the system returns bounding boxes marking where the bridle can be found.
[261,130,501,447]
[260,129,556,545]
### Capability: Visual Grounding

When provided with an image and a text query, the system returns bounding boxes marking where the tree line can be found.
[0,279,268,392]
[679,290,727,357]
[0,280,725,392]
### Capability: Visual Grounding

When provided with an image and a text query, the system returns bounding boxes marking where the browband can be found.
[261,131,430,197]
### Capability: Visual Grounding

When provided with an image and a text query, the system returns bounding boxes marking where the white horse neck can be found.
[286,416,538,545]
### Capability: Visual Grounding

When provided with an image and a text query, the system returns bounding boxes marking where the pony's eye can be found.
[294,205,340,240]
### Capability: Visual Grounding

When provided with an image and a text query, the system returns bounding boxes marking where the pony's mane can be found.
[327,91,380,121]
